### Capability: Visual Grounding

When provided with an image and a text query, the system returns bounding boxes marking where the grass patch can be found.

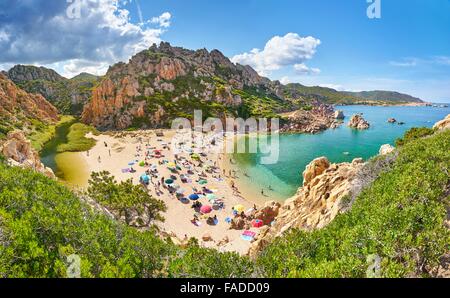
[56,123,99,153]
[29,116,75,152]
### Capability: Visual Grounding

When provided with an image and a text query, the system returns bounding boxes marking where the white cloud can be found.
[318,84,345,91]
[434,56,450,66]
[389,58,418,67]
[294,63,320,75]
[0,0,172,76]
[390,56,450,67]
[150,12,172,28]
[279,76,291,85]
[62,60,110,78]
[231,33,321,76]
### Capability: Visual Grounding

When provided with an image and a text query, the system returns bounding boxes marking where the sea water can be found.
[231,105,450,201]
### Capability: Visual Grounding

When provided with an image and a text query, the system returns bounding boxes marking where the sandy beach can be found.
[80,129,263,255]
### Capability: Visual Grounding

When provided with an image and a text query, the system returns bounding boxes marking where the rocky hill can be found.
[81,42,294,129]
[344,90,423,103]
[7,65,99,115]
[284,83,424,105]
[0,73,59,139]
[79,43,425,130]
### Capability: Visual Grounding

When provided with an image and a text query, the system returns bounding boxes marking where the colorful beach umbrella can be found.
[140,174,149,183]
[233,205,245,213]
[200,205,212,214]
[189,194,200,200]
[198,179,208,185]
[251,219,264,228]
[165,179,174,185]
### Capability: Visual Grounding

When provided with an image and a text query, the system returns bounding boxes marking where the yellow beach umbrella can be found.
[233,205,245,213]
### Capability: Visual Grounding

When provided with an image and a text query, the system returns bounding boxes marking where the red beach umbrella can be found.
[200,205,212,214]
[252,219,264,228]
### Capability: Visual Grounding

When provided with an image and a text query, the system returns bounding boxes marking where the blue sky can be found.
[0,0,449,102]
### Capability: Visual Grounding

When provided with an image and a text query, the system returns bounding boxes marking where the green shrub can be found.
[395,127,435,147]
[0,163,253,278]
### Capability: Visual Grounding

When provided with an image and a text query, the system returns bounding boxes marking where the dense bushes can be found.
[0,163,172,277]
[86,171,166,226]
[395,127,435,147]
[0,163,253,277]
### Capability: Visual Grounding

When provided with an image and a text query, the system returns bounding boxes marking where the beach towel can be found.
[241,230,256,241]
[121,168,131,173]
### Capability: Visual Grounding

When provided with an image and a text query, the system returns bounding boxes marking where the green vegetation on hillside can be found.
[283,84,424,105]
[257,129,449,277]
[234,86,294,119]
[10,66,99,115]
[395,127,435,147]
[284,83,362,104]
[28,116,75,152]
[0,126,447,278]
[345,90,423,103]
[0,163,252,278]
[56,123,98,153]
[86,171,166,226]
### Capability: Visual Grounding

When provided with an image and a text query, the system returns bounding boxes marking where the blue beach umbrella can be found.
[189,194,200,200]
[140,174,150,184]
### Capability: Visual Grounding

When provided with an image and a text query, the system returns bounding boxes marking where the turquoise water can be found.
[232,105,450,200]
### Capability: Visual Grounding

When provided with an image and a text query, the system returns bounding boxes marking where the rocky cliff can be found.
[433,114,450,130]
[81,42,289,129]
[0,73,59,137]
[7,65,99,115]
[348,114,370,130]
[1,130,55,178]
[249,157,365,256]
[280,104,342,133]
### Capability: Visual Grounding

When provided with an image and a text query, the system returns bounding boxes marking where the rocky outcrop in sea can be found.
[280,104,343,134]
[348,114,370,129]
